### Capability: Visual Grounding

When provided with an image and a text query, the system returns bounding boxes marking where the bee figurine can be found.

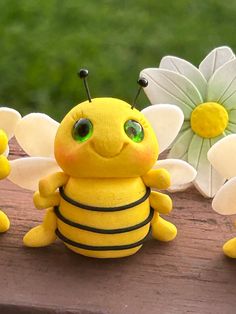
[0,129,10,233]
[9,70,196,258]
[208,134,236,258]
[0,108,21,232]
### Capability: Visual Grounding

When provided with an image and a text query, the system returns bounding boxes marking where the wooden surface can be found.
[0,141,236,314]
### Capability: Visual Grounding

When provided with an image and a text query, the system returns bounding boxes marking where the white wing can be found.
[212,177,236,215]
[142,105,184,153]
[3,145,9,157]
[153,158,197,188]
[9,157,61,191]
[0,107,21,139]
[208,134,236,179]
[15,113,59,157]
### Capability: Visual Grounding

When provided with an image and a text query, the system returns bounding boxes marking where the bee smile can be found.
[91,142,127,159]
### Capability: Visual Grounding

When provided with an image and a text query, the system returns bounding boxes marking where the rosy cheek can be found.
[55,144,76,167]
[136,146,154,162]
[67,148,93,169]
[66,150,82,164]
[140,152,153,165]
[54,145,63,163]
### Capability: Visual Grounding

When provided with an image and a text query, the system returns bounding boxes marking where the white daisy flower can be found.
[208,134,236,257]
[140,46,236,198]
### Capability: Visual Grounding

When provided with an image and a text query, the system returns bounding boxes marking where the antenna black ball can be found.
[137,77,148,88]
[78,69,89,79]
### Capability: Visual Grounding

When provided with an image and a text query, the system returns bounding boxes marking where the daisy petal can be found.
[208,134,236,179]
[142,104,184,153]
[15,113,59,157]
[229,109,236,123]
[227,122,236,133]
[0,108,21,139]
[188,136,225,197]
[9,157,61,191]
[168,128,194,159]
[170,121,191,150]
[199,46,235,81]
[207,58,236,110]
[181,120,191,132]
[140,68,203,118]
[160,56,207,97]
[166,128,195,192]
[212,177,236,215]
[154,159,197,187]
[224,130,232,136]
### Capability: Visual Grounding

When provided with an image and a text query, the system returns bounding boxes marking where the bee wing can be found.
[142,105,184,153]
[8,157,61,191]
[0,107,21,139]
[208,134,236,180]
[153,159,197,188]
[14,113,59,157]
[212,177,236,215]
[3,145,9,157]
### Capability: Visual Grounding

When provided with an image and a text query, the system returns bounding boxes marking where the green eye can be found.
[72,118,93,142]
[124,120,144,143]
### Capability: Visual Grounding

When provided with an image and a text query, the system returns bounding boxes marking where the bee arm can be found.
[149,191,173,214]
[33,191,60,209]
[39,172,69,197]
[142,168,171,190]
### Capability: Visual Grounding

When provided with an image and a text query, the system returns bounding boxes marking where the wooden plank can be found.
[0,140,236,314]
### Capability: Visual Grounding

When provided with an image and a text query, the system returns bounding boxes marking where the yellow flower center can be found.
[190,102,229,138]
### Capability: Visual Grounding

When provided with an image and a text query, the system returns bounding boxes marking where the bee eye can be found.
[72,118,93,142]
[124,120,144,143]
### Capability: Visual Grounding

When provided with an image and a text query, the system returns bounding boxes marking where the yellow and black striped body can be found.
[55,177,152,258]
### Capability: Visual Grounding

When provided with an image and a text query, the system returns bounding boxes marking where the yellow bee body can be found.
[56,177,150,258]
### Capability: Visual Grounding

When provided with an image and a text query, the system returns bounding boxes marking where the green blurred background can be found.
[0,0,235,120]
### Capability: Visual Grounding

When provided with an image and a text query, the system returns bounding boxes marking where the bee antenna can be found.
[78,68,92,102]
[131,77,148,109]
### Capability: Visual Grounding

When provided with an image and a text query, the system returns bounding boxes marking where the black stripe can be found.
[54,206,154,234]
[59,186,151,212]
[55,227,151,251]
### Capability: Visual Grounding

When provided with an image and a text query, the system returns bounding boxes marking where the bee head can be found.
[54,71,159,178]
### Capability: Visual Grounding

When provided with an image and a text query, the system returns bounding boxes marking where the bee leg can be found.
[0,210,10,233]
[223,237,236,258]
[23,207,57,247]
[149,191,172,214]
[151,211,177,242]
